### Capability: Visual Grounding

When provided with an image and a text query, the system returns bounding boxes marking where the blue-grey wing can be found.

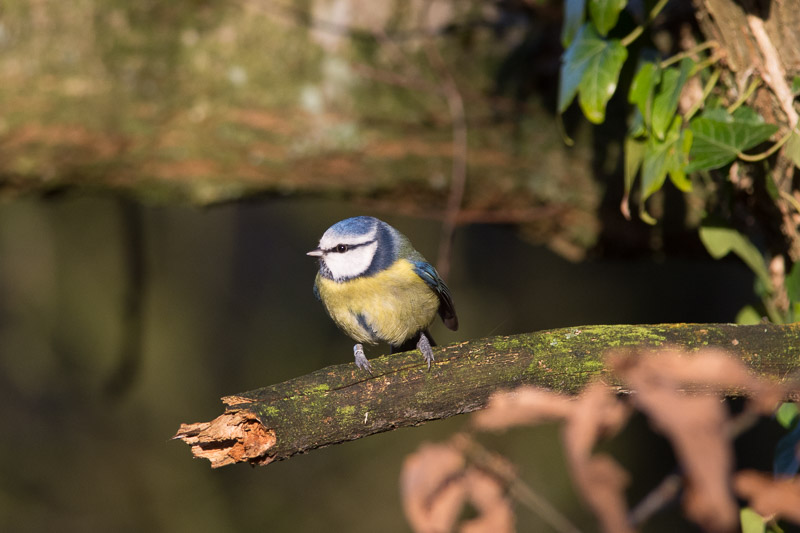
[313,280,321,301]
[411,261,458,331]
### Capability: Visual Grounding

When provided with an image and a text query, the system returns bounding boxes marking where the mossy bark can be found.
[173,323,800,468]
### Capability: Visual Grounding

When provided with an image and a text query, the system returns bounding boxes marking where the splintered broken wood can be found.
[173,323,800,468]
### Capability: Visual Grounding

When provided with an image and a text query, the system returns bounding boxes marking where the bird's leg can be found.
[353,344,373,374]
[417,332,434,369]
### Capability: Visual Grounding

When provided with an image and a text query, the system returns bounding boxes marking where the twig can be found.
[350,63,440,93]
[456,434,583,533]
[628,473,682,527]
[418,6,467,281]
[746,15,799,126]
[628,408,764,528]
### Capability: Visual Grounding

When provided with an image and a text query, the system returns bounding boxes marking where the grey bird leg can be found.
[417,332,434,369]
[353,344,372,374]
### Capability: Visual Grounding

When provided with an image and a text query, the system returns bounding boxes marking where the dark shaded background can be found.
[0,194,755,532]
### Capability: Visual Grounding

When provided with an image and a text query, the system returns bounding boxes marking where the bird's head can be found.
[308,216,395,281]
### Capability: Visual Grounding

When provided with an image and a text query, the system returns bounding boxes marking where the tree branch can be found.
[173,323,800,468]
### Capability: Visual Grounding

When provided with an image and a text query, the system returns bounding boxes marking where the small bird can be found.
[308,216,458,372]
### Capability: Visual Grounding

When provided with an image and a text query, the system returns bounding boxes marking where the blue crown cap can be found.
[329,216,379,236]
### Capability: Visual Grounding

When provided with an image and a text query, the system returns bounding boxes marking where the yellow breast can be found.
[315,259,440,346]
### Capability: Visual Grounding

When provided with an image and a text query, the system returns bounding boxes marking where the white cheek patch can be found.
[323,241,378,281]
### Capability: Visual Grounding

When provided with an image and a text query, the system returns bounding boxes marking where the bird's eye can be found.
[336,244,348,253]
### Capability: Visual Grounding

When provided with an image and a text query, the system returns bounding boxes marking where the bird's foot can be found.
[418,332,434,369]
[353,344,373,374]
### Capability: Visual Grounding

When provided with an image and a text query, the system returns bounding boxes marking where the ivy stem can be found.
[661,41,719,70]
[780,190,800,215]
[620,0,670,47]
[727,78,762,114]
[738,125,795,162]
[684,69,721,121]
[689,52,723,76]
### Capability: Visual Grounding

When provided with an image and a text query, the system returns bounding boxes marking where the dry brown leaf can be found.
[611,349,738,533]
[608,347,784,414]
[734,470,800,524]
[401,442,467,533]
[459,469,515,533]
[400,441,515,533]
[563,382,633,533]
[472,386,574,430]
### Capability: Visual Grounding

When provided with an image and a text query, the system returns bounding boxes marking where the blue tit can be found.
[308,216,458,372]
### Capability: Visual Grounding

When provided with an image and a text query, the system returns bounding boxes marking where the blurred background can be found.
[0,1,773,532]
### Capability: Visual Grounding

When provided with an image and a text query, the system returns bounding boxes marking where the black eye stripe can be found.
[326,239,376,254]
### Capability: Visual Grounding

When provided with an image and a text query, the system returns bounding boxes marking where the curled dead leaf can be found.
[472,386,574,431]
[734,470,800,524]
[611,349,739,532]
[563,382,633,533]
[400,441,514,533]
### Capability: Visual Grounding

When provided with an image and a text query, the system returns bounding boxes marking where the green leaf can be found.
[629,61,660,128]
[641,116,690,201]
[629,108,646,138]
[735,305,762,325]
[687,106,779,172]
[559,25,627,123]
[699,225,773,292]
[669,127,693,192]
[577,39,627,123]
[786,261,800,304]
[785,131,800,169]
[622,136,644,219]
[776,402,799,429]
[589,0,626,36]
[562,0,586,47]
[740,508,766,533]
[558,24,595,114]
[652,58,693,140]
[792,75,800,95]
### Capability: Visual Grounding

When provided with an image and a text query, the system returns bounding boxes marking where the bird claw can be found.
[417,333,434,370]
[353,344,373,374]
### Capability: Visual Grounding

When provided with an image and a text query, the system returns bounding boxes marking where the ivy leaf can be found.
[792,75,800,95]
[641,116,691,201]
[629,60,660,129]
[669,127,693,192]
[559,24,627,124]
[578,39,627,123]
[589,0,627,36]
[652,58,693,140]
[562,0,586,47]
[699,225,773,292]
[622,136,644,220]
[786,260,800,304]
[740,508,766,533]
[776,402,799,430]
[785,131,800,169]
[687,106,779,172]
[559,24,595,114]
[735,305,762,325]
